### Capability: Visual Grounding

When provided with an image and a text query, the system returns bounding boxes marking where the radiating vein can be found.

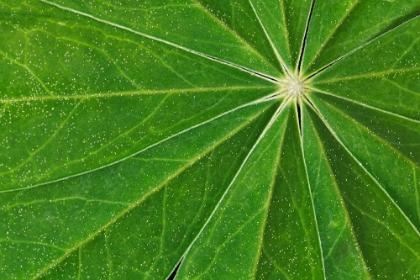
[248,0,289,75]
[306,13,420,80]
[30,104,269,279]
[179,97,291,273]
[0,85,273,104]
[194,0,279,69]
[252,108,288,278]
[1,91,277,194]
[321,99,420,169]
[40,0,279,83]
[297,0,316,72]
[304,0,360,71]
[314,67,420,84]
[278,0,291,59]
[304,103,383,279]
[298,101,326,280]
[345,198,420,258]
[311,88,420,123]
[306,96,420,238]
[191,209,264,279]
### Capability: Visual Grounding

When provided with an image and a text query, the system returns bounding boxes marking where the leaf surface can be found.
[1,0,420,279]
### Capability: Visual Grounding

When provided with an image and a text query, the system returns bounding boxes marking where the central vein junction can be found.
[278,72,309,101]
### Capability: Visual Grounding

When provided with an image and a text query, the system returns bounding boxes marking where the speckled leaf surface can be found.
[1,0,419,279]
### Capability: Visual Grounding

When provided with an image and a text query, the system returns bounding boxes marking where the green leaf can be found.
[1,0,419,279]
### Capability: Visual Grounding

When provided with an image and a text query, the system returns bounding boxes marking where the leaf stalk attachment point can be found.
[277,73,309,102]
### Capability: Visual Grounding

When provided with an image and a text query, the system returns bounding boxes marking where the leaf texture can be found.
[1,0,420,279]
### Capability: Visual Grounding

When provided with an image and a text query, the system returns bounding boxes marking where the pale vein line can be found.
[47,25,193,87]
[129,157,189,163]
[0,85,272,104]
[0,100,83,177]
[0,50,54,97]
[346,198,420,258]
[304,109,372,278]
[62,91,242,168]
[261,244,291,280]
[52,35,141,88]
[190,113,288,278]
[306,96,420,239]
[389,37,420,70]
[192,209,264,279]
[39,0,279,84]
[154,57,197,88]
[282,148,321,279]
[193,0,277,69]
[210,111,291,245]
[3,197,128,211]
[198,107,289,275]
[30,102,268,279]
[249,0,289,75]
[0,239,65,251]
[252,103,288,278]
[230,1,236,25]
[105,3,193,14]
[323,224,346,260]
[310,87,420,124]
[320,99,420,168]
[297,100,326,280]
[171,150,213,252]
[306,38,389,80]
[155,152,215,275]
[313,67,420,83]
[144,187,167,278]
[179,97,291,273]
[306,14,420,80]
[296,0,316,72]
[1,93,276,194]
[304,0,360,70]
[67,95,170,167]
[192,101,289,244]
[381,76,420,97]
[279,0,291,61]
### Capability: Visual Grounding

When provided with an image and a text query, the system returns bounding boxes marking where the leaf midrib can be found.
[311,88,420,124]
[306,96,420,238]
[1,95,277,194]
[303,108,372,279]
[30,102,273,279]
[40,0,281,82]
[0,85,272,104]
[251,103,289,278]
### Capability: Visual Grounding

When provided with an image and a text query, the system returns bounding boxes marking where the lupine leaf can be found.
[1,0,419,279]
